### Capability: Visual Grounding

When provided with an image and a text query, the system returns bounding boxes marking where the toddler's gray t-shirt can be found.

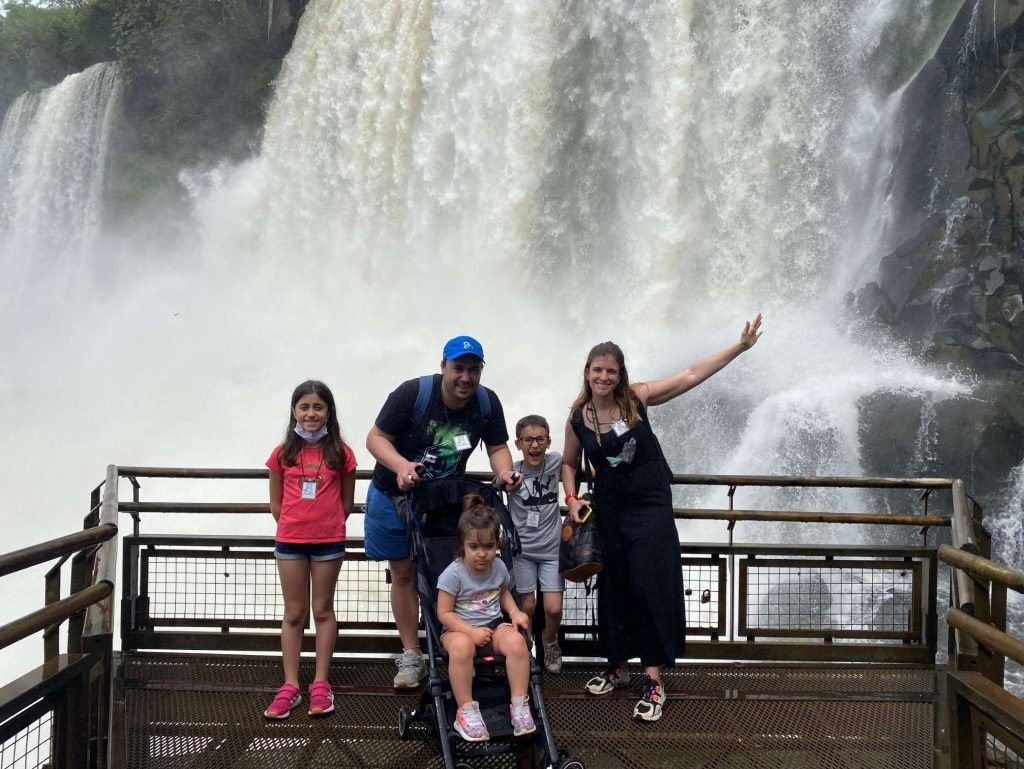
[437,558,510,627]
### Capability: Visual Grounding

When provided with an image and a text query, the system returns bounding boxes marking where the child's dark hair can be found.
[515,414,549,437]
[279,380,348,469]
[456,493,501,557]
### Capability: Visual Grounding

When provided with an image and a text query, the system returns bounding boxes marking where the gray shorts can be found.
[513,555,564,594]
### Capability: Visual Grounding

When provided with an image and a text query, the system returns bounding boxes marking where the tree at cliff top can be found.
[0,0,115,113]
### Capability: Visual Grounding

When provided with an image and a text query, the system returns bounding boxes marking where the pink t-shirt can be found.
[266,443,357,543]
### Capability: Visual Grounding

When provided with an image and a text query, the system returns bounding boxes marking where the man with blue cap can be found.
[365,335,523,688]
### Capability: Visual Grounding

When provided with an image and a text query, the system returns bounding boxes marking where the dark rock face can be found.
[851,0,1024,510]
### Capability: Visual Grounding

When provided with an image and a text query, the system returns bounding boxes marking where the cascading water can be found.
[191,0,973,523]
[0,62,120,286]
[3,0,1021,682]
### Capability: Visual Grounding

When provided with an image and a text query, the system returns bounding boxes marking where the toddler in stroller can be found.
[397,478,580,769]
[437,491,535,740]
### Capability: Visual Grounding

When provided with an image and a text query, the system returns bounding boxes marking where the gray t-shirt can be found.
[437,558,510,627]
[507,452,562,561]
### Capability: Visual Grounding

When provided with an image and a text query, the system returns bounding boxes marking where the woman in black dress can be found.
[561,314,762,722]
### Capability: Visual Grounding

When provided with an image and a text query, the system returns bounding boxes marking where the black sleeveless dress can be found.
[571,398,686,668]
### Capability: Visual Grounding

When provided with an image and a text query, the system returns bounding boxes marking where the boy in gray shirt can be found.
[507,415,565,673]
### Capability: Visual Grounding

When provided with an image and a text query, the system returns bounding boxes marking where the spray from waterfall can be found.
[0,0,1001,680]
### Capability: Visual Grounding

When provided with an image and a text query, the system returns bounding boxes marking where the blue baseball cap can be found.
[442,335,485,362]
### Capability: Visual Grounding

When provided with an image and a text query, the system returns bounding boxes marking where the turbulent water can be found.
[1,0,1019,681]
[193,0,973,520]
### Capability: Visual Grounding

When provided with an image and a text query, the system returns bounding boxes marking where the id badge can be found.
[611,419,629,437]
[453,433,472,451]
[301,480,318,500]
[526,510,540,528]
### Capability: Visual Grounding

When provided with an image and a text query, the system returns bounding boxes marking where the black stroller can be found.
[396,478,583,769]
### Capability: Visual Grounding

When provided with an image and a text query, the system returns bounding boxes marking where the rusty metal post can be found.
[727,485,737,642]
[129,476,141,537]
[44,564,61,663]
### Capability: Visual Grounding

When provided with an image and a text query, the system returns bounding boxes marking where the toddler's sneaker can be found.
[393,648,426,689]
[585,665,628,695]
[542,640,562,673]
[453,700,489,742]
[307,680,334,716]
[264,683,302,719]
[510,694,536,737]
[633,677,665,722]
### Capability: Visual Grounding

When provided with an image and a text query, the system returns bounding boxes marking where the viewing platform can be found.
[1,467,1022,769]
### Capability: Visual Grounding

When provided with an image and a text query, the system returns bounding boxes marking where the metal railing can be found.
[113,467,958,666]
[941,545,1024,769]
[3,464,999,769]
[0,475,119,769]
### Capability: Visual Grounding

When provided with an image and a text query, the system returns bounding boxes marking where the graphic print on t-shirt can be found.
[519,471,558,507]
[456,587,501,616]
[419,420,471,479]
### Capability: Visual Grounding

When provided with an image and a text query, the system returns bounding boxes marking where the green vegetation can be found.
[0,0,116,112]
[1,0,309,215]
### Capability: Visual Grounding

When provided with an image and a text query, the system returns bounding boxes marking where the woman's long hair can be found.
[279,380,348,468]
[455,493,501,558]
[569,341,640,428]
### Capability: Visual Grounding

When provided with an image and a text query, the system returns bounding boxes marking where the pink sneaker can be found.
[510,694,536,736]
[453,700,489,742]
[264,683,301,719]
[307,680,335,716]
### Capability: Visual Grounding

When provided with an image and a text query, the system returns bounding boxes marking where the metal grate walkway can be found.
[120,652,936,769]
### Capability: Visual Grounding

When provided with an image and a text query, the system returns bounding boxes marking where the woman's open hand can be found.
[739,313,763,350]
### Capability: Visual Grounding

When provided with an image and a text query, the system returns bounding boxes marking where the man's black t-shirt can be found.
[371,374,509,496]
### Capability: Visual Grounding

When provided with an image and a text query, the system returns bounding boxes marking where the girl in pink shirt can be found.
[263,380,357,719]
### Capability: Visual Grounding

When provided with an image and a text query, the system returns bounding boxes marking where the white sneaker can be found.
[393,649,426,689]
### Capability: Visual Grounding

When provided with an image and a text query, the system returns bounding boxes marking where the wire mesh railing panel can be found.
[144,549,281,623]
[560,558,726,636]
[741,558,921,640]
[138,544,399,629]
[682,558,725,634]
[0,707,52,769]
[334,555,392,624]
[982,720,1024,769]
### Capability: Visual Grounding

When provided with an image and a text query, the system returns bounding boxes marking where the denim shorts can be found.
[364,482,411,561]
[274,541,346,561]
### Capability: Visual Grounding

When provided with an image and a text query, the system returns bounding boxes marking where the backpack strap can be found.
[413,375,492,423]
[413,375,433,423]
[569,408,583,439]
[476,385,492,420]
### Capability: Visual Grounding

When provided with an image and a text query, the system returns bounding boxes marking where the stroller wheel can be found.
[397,706,413,739]
[558,759,585,769]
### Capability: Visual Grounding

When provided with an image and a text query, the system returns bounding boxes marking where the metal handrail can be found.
[947,607,1024,668]
[0,582,113,650]
[115,465,959,489]
[0,524,116,578]
[939,544,1024,593]
[111,466,958,528]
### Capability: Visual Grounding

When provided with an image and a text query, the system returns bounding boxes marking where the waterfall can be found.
[182,0,977,532]
[0,62,121,284]
[5,0,1023,689]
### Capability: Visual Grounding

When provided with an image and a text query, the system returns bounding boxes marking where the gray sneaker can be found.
[393,649,426,689]
[542,640,562,673]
